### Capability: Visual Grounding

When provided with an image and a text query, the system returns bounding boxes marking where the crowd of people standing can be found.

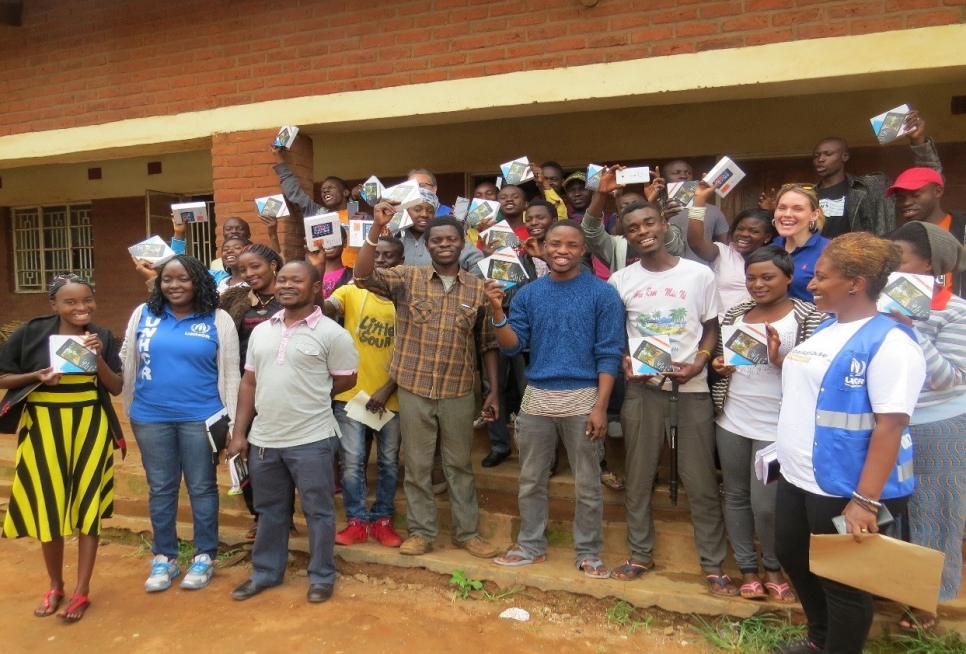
[1,109,964,654]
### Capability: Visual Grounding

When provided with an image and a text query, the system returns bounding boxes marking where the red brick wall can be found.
[0,207,53,328]
[212,130,314,261]
[90,197,155,337]
[0,198,147,338]
[1,0,962,137]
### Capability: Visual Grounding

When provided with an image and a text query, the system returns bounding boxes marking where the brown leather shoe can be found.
[399,535,433,556]
[452,535,500,559]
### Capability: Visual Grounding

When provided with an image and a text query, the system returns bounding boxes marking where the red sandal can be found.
[34,588,65,617]
[57,594,91,623]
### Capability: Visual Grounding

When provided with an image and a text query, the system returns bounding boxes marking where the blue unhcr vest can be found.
[810,314,917,499]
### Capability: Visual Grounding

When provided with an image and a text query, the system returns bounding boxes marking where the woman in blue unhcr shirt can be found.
[121,255,239,595]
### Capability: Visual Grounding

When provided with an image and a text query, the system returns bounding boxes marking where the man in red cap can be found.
[888,167,965,294]
[811,109,942,237]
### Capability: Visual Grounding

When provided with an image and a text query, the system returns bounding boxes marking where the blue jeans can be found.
[332,401,401,522]
[131,419,219,559]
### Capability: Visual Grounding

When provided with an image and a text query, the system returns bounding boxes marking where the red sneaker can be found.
[368,517,403,547]
[335,518,369,545]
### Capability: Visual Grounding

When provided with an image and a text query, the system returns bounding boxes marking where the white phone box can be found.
[616,167,651,185]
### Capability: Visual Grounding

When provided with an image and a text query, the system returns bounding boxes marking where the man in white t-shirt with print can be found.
[607,199,736,596]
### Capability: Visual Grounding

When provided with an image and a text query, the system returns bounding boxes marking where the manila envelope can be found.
[809,534,944,614]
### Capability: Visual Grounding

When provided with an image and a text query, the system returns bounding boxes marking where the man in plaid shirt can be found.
[354,199,501,558]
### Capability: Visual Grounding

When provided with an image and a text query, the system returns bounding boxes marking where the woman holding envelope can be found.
[772,233,925,654]
[888,222,966,630]
[121,255,239,594]
[0,273,124,623]
[710,246,826,602]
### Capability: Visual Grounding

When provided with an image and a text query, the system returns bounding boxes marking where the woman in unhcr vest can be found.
[0,273,124,623]
[771,233,926,654]
[887,222,966,631]
[120,256,239,595]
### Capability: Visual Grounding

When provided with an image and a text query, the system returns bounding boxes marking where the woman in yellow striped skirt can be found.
[0,273,124,623]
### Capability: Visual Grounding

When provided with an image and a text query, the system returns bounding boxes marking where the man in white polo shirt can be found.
[227,260,358,604]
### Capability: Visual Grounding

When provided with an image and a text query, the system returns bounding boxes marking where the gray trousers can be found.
[249,438,338,587]
[515,412,604,567]
[620,383,727,570]
[715,425,780,573]
[398,388,479,542]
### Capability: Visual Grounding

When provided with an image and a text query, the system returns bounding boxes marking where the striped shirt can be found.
[913,293,966,410]
[521,386,598,417]
[354,265,497,399]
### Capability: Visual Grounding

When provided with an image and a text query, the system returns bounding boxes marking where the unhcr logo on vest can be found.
[844,357,867,389]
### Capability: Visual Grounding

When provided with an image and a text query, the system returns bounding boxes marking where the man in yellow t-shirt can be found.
[323,235,404,548]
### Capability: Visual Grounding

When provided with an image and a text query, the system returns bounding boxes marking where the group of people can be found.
[2,109,964,654]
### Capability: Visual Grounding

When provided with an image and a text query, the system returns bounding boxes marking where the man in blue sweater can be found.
[483,220,624,578]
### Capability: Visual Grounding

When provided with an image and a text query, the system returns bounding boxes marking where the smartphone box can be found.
[452,196,471,222]
[586,164,604,191]
[128,235,176,266]
[349,219,375,247]
[702,157,745,198]
[870,104,913,145]
[254,194,290,218]
[387,209,413,233]
[628,336,674,375]
[500,157,534,186]
[467,198,500,227]
[481,222,521,249]
[171,201,208,224]
[667,181,699,208]
[722,324,770,366]
[381,181,422,211]
[304,212,343,252]
[877,272,933,319]
[477,248,529,289]
[362,175,384,206]
[49,335,99,374]
[616,167,650,185]
[273,125,299,149]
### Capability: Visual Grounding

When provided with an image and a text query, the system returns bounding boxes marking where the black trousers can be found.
[774,477,908,654]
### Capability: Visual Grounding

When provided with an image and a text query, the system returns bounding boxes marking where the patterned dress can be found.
[3,375,114,541]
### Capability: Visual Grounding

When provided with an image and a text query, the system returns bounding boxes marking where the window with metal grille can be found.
[12,204,94,292]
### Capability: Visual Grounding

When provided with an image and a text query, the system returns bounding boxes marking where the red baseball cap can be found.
[886,167,944,196]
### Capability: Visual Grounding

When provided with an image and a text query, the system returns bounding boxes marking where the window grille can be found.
[12,204,94,292]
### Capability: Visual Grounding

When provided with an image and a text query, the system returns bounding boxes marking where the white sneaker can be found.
[145,554,181,592]
[180,553,215,590]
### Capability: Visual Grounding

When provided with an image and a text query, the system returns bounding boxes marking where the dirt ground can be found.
[0,531,713,654]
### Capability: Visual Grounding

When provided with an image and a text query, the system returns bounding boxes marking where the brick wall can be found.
[1,0,962,138]
[0,198,147,338]
[90,197,155,337]
[212,130,314,261]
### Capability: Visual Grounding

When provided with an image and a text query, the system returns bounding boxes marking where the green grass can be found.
[605,599,653,634]
[691,613,806,652]
[217,547,241,562]
[482,585,524,602]
[865,629,966,654]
